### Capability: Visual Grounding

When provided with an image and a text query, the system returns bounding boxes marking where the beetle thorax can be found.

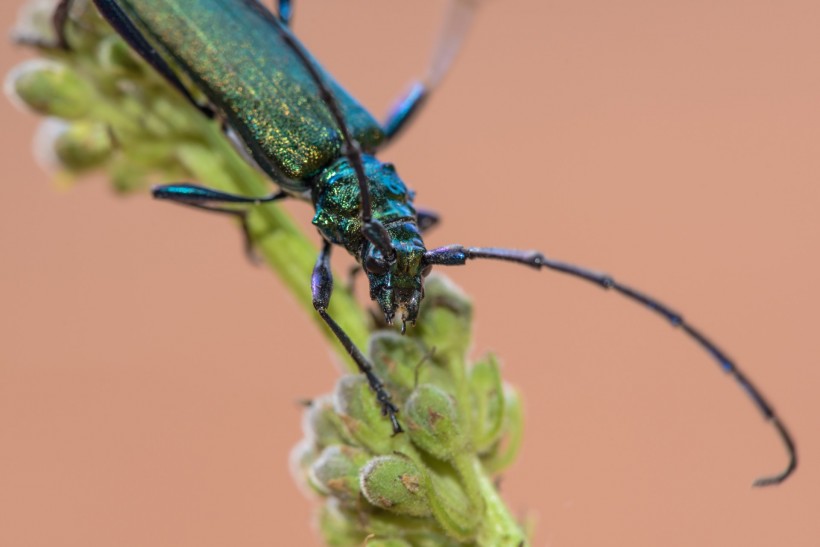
[311,155,417,249]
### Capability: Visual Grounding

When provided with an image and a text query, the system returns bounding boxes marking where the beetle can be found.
[49,0,795,486]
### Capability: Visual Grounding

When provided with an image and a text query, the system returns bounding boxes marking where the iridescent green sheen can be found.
[312,156,426,323]
[114,0,384,186]
[312,156,416,253]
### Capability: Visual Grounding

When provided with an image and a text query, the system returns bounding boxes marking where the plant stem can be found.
[473,456,527,546]
[174,109,371,366]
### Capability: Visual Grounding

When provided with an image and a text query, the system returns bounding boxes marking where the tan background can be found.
[2,1,819,545]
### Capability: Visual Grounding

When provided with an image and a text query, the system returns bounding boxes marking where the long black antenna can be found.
[424,244,797,486]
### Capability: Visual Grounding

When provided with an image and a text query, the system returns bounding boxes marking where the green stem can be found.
[472,457,527,546]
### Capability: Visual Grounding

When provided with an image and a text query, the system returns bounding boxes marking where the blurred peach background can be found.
[2,1,819,545]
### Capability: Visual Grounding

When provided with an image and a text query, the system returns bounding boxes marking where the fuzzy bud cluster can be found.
[7,0,211,192]
[293,277,525,545]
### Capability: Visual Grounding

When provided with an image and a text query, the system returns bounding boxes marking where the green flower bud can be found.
[302,395,346,449]
[414,275,472,358]
[318,500,364,547]
[360,455,431,517]
[480,387,525,474]
[404,384,465,461]
[421,459,480,540]
[107,157,151,194]
[96,34,143,75]
[421,274,473,318]
[309,445,369,503]
[469,354,506,452]
[369,331,427,393]
[289,438,323,496]
[333,375,395,453]
[7,59,95,119]
[52,120,113,171]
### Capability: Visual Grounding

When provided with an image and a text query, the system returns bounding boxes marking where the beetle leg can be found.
[312,241,402,433]
[152,183,288,262]
[424,244,797,486]
[254,0,292,26]
[277,0,293,27]
[91,0,215,118]
[381,82,427,144]
[152,183,287,205]
[380,0,484,144]
[416,208,440,233]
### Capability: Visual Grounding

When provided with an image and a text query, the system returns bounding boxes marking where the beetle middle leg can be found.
[153,184,288,261]
[379,0,484,144]
[313,241,402,433]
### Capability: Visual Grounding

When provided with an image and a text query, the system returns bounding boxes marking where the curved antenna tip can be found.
[752,417,797,487]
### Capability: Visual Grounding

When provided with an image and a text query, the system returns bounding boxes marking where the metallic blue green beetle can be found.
[53,0,795,486]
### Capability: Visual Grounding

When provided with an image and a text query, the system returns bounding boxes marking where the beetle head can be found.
[363,223,430,333]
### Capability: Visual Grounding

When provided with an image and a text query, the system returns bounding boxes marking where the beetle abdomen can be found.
[115,0,384,182]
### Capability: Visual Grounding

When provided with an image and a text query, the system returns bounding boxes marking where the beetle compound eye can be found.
[421,265,433,278]
[365,254,390,275]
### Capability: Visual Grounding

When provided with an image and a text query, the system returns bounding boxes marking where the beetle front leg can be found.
[312,241,402,433]
[424,244,797,487]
